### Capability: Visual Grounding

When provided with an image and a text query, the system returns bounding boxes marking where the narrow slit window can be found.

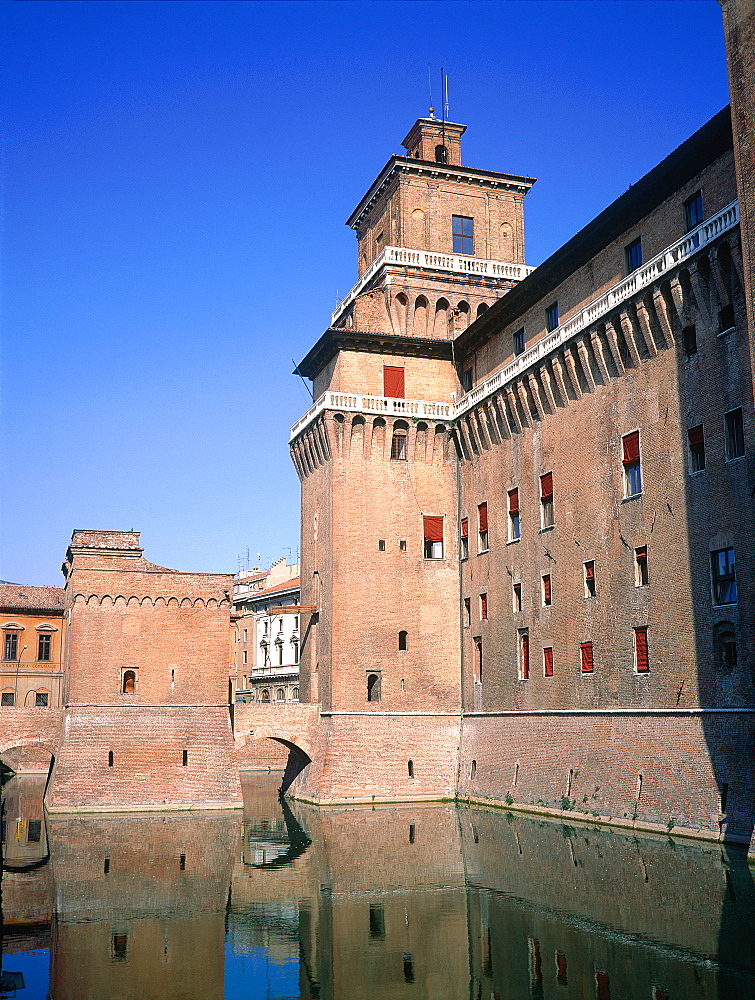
[635,546,649,586]
[543,647,554,677]
[622,431,642,497]
[182,749,188,767]
[580,642,594,674]
[712,548,737,605]
[398,630,408,651]
[464,597,471,628]
[688,425,705,472]
[540,473,554,528]
[478,502,488,551]
[513,583,522,612]
[508,488,520,541]
[460,517,469,560]
[519,631,530,680]
[718,303,735,334]
[480,593,488,620]
[584,560,596,597]
[683,324,698,356]
[725,408,745,460]
[546,302,559,332]
[634,627,649,673]
[542,574,552,606]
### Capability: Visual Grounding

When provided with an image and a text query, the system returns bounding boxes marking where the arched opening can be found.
[276,688,285,702]
[261,689,271,703]
[122,670,136,695]
[476,302,489,318]
[391,419,409,461]
[367,673,381,702]
[413,296,428,338]
[398,630,408,651]
[434,297,450,338]
[408,760,414,778]
[435,144,448,164]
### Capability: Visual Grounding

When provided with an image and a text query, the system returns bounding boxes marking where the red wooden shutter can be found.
[521,634,530,679]
[480,593,488,619]
[688,425,704,449]
[544,647,554,677]
[636,545,647,563]
[478,502,488,531]
[383,365,405,399]
[622,431,640,463]
[423,516,443,542]
[585,561,595,582]
[635,627,649,673]
[460,518,469,538]
[508,488,519,513]
[543,575,551,604]
[580,642,594,673]
[540,472,553,499]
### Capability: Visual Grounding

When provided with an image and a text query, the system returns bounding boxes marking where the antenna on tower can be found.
[444,71,450,121]
[440,67,447,154]
[428,65,435,118]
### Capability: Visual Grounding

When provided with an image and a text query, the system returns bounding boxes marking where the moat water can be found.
[1,772,754,999]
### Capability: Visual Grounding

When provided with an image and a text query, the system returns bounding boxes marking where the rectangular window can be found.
[462,366,473,393]
[3,633,17,661]
[725,408,745,460]
[584,560,596,597]
[423,516,444,559]
[513,583,522,613]
[540,472,554,528]
[460,518,469,560]
[480,593,488,620]
[35,692,48,707]
[242,650,247,665]
[452,215,474,255]
[474,637,483,683]
[712,547,737,605]
[684,191,703,231]
[464,598,471,628]
[383,365,405,399]
[625,237,643,273]
[635,546,648,586]
[513,328,525,356]
[683,324,697,356]
[718,303,735,334]
[1,692,15,707]
[390,430,407,460]
[546,302,559,332]
[37,634,51,662]
[622,431,642,496]
[519,631,530,680]
[27,819,41,843]
[478,502,489,551]
[543,647,554,677]
[508,488,520,541]
[580,641,594,674]
[542,574,552,606]
[243,629,248,643]
[688,425,705,472]
[634,627,649,673]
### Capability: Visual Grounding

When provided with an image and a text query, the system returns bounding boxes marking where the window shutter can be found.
[478,503,488,532]
[688,425,704,449]
[521,634,530,679]
[460,518,469,538]
[636,545,647,563]
[508,488,519,514]
[540,472,553,499]
[481,594,487,619]
[384,366,405,399]
[580,642,594,672]
[622,431,640,464]
[635,627,649,673]
[544,647,554,676]
[423,516,443,542]
[543,576,551,603]
[585,561,595,582]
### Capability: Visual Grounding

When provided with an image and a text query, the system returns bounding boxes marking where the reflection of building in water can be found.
[46,811,239,1000]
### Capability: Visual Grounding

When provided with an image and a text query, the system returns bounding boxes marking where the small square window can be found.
[712,547,737,606]
[635,546,648,587]
[584,561,596,598]
[1,692,15,707]
[542,574,552,606]
[399,539,407,552]
[684,191,703,231]
[580,641,594,674]
[725,408,744,460]
[625,237,642,274]
[622,431,642,497]
[452,215,474,255]
[35,692,49,707]
[543,647,554,677]
[546,302,559,332]
[513,328,525,356]
[682,324,697,357]
[480,593,488,620]
[508,488,520,541]
[513,583,522,613]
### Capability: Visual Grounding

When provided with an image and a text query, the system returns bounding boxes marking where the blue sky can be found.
[0,1,729,584]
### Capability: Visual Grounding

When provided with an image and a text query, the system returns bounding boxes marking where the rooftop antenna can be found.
[440,67,447,157]
[444,71,450,121]
[428,65,435,118]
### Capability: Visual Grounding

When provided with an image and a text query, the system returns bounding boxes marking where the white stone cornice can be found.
[331,246,533,326]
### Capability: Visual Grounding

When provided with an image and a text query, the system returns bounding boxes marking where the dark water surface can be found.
[1,772,754,999]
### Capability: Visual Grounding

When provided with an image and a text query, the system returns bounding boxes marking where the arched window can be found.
[398,630,408,651]
[292,687,299,702]
[276,688,285,702]
[714,622,738,670]
[367,673,381,702]
[435,144,448,164]
[408,760,415,778]
[261,689,270,703]
[35,689,49,708]
[476,302,489,318]
[122,670,136,694]
[391,420,409,461]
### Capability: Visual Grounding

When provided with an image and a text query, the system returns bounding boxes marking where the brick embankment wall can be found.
[233,702,321,774]
[457,710,755,844]
[287,713,462,804]
[0,709,63,770]
[46,706,243,812]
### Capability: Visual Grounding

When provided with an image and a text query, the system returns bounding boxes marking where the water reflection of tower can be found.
[48,812,239,1000]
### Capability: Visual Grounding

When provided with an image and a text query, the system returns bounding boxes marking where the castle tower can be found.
[288,119,534,801]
